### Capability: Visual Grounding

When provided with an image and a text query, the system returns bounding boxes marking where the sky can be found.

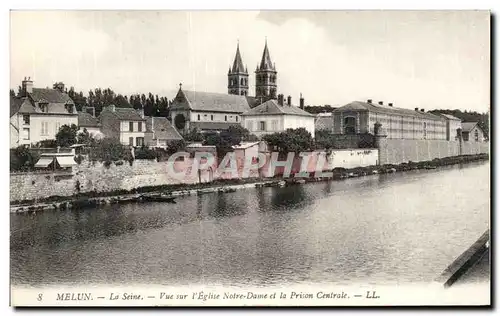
[10,10,490,112]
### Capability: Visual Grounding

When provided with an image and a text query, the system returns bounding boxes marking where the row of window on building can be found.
[246,120,279,132]
[196,114,239,122]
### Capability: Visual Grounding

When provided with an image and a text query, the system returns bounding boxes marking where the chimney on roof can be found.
[367,99,372,104]
[300,93,304,109]
[21,76,33,96]
[108,104,116,112]
[420,109,425,112]
[278,94,284,106]
[415,107,419,111]
[136,107,145,118]
[388,103,393,107]
[378,101,383,105]
[287,95,292,106]
[54,82,65,93]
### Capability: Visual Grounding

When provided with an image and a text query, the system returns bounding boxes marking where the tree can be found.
[315,130,337,150]
[77,128,96,146]
[10,89,15,97]
[263,128,314,153]
[10,146,40,172]
[90,137,131,162]
[226,125,258,142]
[55,124,79,147]
[184,128,204,142]
[166,139,187,156]
[429,109,490,140]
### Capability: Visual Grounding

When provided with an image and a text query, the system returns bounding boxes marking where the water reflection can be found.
[11,161,490,287]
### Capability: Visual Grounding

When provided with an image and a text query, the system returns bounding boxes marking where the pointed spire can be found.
[259,38,274,71]
[231,41,246,73]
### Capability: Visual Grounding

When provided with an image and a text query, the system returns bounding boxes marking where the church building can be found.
[170,40,278,134]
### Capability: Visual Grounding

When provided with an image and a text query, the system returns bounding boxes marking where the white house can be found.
[240,94,315,138]
[99,104,147,147]
[10,78,78,148]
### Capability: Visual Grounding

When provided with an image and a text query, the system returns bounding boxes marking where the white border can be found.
[2,1,497,315]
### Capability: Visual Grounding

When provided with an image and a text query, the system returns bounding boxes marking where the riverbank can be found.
[10,153,489,213]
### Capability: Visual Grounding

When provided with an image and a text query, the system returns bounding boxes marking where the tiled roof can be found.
[440,114,462,121]
[100,106,146,121]
[145,116,183,141]
[461,122,478,132]
[334,101,444,121]
[190,121,241,131]
[241,99,314,117]
[30,88,74,104]
[78,111,100,127]
[315,116,334,131]
[171,89,251,113]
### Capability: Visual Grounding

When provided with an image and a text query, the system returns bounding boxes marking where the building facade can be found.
[10,78,78,148]
[241,94,315,138]
[439,114,462,141]
[78,107,103,138]
[145,116,183,148]
[99,104,147,146]
[461,122,486,142]
[169,86,257,134]
[332,100,447,140]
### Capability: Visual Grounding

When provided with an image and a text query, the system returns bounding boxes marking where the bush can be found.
[166,139,186,156]
[10,146,40,172]
[89,138,131,162]
[134,146,157,160]
[34,139,58,148]
[75,154,85,165]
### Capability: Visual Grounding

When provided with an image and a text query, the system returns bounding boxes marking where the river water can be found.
[11,161,490,288]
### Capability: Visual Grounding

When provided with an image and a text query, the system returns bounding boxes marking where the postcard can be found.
[9,10,490,307]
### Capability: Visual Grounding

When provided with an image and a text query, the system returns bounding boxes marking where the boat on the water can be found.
[140,194,176,203]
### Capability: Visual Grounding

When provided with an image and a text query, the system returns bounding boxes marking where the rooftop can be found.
[171,89,252,113]
[145,116,183,141]
[461,122,479,132]
[78,111,100,127]
[100,105,146,121]
[334,101,444,121]
[241,99,314,117]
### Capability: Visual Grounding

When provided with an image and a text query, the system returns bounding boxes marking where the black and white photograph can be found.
[8,10,490,307]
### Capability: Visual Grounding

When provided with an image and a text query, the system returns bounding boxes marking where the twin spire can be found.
[229,39,275,74]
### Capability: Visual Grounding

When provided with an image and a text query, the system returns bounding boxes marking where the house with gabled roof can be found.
[144,116,183,148]
[78,107,103,138]
[240,94,315,138]
[461,122,486,142]
[10,78,78,148]
[99,104,147,147]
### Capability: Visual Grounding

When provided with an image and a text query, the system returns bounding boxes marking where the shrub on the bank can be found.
[135,146,157,160]
[90,138,131,162]
[10,145,40,172]
[75,154,84,165]
[166,140,187,156]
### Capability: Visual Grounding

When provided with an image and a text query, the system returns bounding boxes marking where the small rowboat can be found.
[140,194,176,203]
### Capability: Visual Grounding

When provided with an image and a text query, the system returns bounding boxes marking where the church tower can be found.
[228,42,249,96]
[255,39,277,100]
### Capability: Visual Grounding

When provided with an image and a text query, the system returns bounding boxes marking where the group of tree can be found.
[262,128,314,153]
[11,83,172,118]
[429,109,489,139]
[303,104,337,114]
